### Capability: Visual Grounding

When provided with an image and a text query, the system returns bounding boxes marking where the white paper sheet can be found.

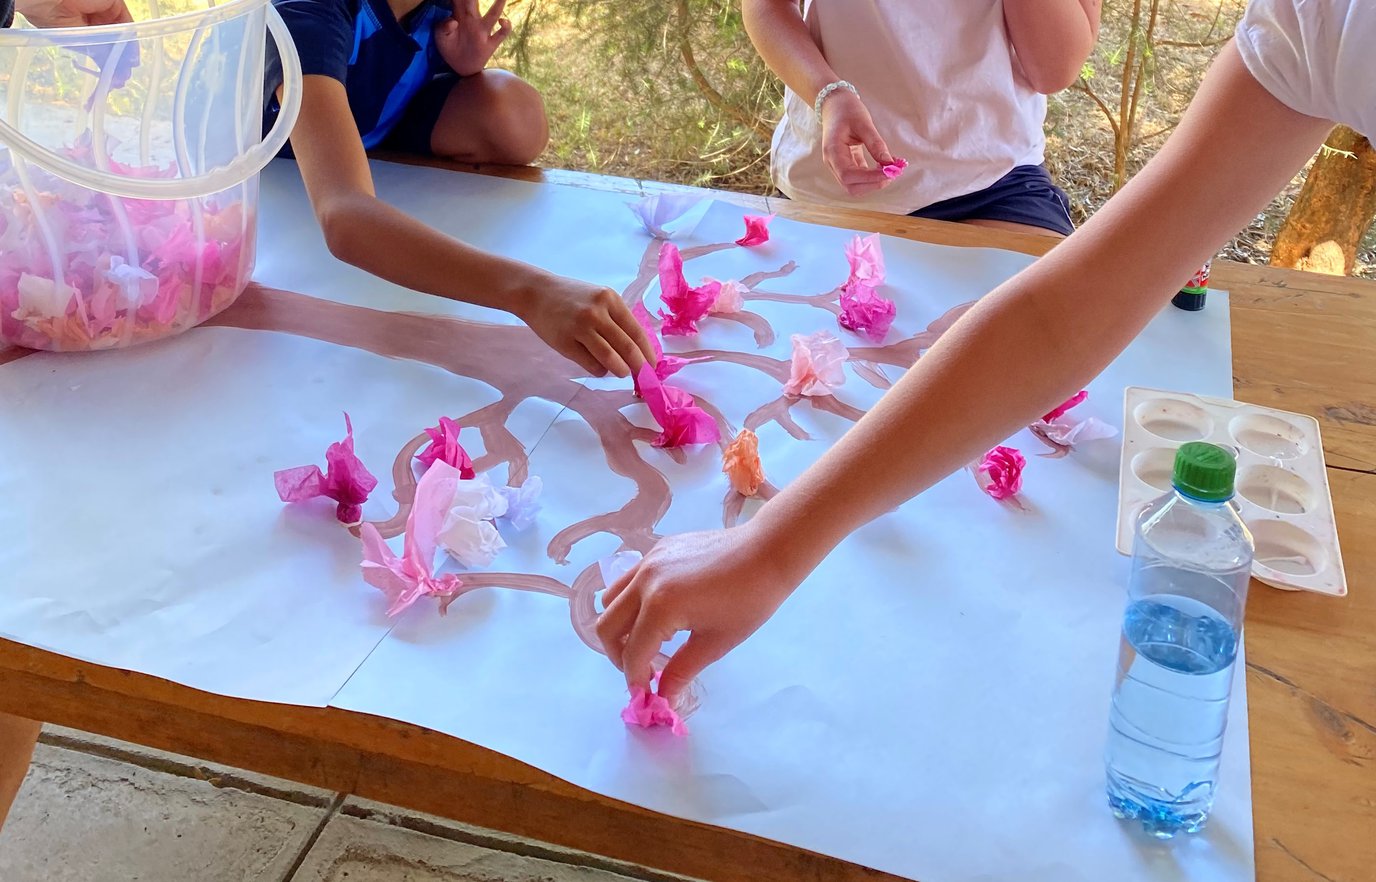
[0,325,570,704]
[0,162,1253,881]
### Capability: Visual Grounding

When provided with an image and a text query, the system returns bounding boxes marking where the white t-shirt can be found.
[770,0,1048,214]
[1235,0,1375,139]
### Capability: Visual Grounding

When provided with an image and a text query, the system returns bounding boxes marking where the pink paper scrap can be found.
[359,460,467,617]
[656,242,720,336]
[978,445,1026,501]
[838,282,897,343]
[783,331,848,397]
[631,302,708,382]
[416,416,476,478]
[881,157,909,179]
[735,214,775,247]
[621,685,689,736]
[274,413,379,525]
[635,362,721,448]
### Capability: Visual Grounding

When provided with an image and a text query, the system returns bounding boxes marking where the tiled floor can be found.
[0,728,691,882]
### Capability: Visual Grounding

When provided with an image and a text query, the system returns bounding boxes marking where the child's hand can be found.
[820,90,896,197]
[595,524,797,704]
[517,275,658,379]
[434,0,513,78]
[16,0,130,26]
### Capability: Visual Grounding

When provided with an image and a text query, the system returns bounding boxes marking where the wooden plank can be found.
[1246,467,1376,882]
[0,639,900,882]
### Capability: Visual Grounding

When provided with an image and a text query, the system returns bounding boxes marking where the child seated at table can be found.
[263,0,655,380]
[745,0,1100,237]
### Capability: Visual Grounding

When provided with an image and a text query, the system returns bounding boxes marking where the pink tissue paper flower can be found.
[632,302,707,383]
[416,416,476,478]
[1043,390,1089,423]
[656,242,720,336]
[784,331,848,397]
[978,445,1026,501]
[845,233,886,287]
[621,684,689,736]
[735,213,774,247]
[636,363,721,448]
[881,157,909,179]
[707,278,748,315]
[359,460,466,617]
[838,282,897,343]
[275,413,379,525]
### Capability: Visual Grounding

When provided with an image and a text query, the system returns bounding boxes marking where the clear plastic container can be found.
[1105,441,1253,838]
[0,0,301,351]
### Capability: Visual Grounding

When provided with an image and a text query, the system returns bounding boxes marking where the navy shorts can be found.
[912,165,1075,236]
[270,73,459,160]
[377,73,461,156]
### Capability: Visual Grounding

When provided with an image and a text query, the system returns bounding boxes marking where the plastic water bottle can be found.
[1105,442,1253,838]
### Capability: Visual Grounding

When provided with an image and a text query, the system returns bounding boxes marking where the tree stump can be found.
[1270,126,1376,276]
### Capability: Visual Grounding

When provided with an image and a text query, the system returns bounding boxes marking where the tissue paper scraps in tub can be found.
[275,412,379,525]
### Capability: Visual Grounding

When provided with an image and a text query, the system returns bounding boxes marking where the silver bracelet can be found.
[814,80,858,121]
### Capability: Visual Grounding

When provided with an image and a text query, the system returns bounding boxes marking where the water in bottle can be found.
[1106,441,1253,838]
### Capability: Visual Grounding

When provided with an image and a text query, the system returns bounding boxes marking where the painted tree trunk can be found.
[1270,126,1376,276]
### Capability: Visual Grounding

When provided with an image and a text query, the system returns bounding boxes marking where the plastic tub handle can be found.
[0,4,302,200]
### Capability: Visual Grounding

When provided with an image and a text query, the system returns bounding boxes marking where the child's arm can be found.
[596,43,1334,699]
[742,0,894,196]
[288,75,655,379]
[1002,0,1101,93]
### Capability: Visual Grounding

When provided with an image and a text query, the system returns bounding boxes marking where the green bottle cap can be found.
[1172,442,1237,502]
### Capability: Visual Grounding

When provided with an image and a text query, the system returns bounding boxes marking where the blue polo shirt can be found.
[267,0,453,148]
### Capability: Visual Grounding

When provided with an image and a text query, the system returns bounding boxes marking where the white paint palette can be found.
[1116,387,1348,597]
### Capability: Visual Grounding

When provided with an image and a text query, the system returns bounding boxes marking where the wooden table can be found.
[2,162,1373,882]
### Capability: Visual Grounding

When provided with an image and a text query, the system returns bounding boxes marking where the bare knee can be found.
[434,70,549,166]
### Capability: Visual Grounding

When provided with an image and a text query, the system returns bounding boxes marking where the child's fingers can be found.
[491,17,513,43]
[856,124,893,168]
[461,0,480,18]
[600,320,650,377]
[596,585,644,671]
[482,0,508,27]
[561,341,607,378]
[835,166,889,189]
[610,302,658,366]
[580,328,633,379]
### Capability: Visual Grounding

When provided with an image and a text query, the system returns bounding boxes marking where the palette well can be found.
[1116,386,1348,597]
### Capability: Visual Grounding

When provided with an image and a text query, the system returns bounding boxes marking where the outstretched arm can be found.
[597,43,1333,700]
[1003,0,1101,93]
[288,76,655,379]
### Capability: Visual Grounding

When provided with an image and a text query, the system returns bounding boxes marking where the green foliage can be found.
[500,0,779,189]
